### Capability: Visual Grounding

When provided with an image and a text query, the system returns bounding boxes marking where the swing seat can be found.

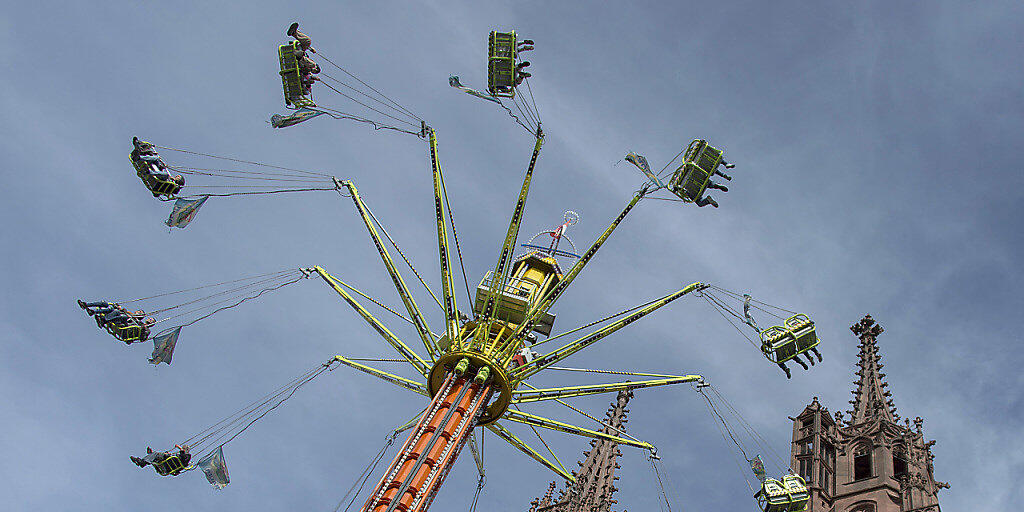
[667,139,724,203]
[785,314,819,354]
[131,156,183,198]
[760,314,818,364]
[154,454,190,476]
[761,325,798,364]
[755,478,793,512]
[107,321,146,343]
[781,474,810,511]
[487,31,517,98]
[279,41,314,108]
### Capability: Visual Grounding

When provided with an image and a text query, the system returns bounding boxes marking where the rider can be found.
[131,445,192,476]
[131,137,185,187]
[288,22,321,91]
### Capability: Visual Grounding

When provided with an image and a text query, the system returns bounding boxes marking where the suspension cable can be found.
[147,272,302,315]
[530,295,665,348]
[176,187,338,199]
[699,292,760,349]
[156,275,305,326]
[313,52,423,123]
[116,269,298,304]
[363,203,445,312]
[154,145,329,177]
[311,105,425,137]
[318,74,421,129]
[437,160,474,307]
[315,72,422,125]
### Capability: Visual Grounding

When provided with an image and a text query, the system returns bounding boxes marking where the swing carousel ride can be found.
[79,24,824,512]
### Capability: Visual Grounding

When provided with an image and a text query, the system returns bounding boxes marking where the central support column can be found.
[363,362,493,512]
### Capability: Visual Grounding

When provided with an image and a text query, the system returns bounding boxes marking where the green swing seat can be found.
[759,314,819,365]
[487,31,518,98]
[105,318,146,344]
[279,40,314,108]
[154,453,191,476]
[131,155,182,199]
[667,139,725,203]
[755,475,809,512]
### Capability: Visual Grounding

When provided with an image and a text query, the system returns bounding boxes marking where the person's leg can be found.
[778,363,792,379]
[714,169,732,181]
[706,180,728,192]
[293,30,313,51]
[810,347,823,362]
[695,196,719,208]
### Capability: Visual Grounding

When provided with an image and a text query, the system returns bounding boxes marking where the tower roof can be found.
[847,315,898,425]
[530,389,632,512]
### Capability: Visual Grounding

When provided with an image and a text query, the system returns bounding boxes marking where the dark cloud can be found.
[1,1,1018,510]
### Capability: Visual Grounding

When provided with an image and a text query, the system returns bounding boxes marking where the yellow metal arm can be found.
[333,355,429,397]
[513,186,649,340]
[340,181,438,360]
[486,421,575,482]
[428,129,461,348]
[510,374,703,403]
[501,409,655,451]
[478,135,545,328]
[511,282,707,381]
[315,267,430,376]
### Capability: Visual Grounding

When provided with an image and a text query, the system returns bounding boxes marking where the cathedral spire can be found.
[529,389,632,512]
[847,315,897,425]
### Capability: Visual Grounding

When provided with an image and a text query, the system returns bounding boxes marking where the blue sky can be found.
[1,2,1021,510]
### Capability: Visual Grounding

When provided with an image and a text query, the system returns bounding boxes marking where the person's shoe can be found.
[707,197,719,208]
[78,299,88,311]
[131,456,147,467]
[288,23,299,37]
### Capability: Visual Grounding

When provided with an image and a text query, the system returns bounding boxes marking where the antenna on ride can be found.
[521,210,581,260]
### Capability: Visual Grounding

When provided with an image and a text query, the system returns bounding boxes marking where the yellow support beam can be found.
[486,420,575,482]
[513,186,649,340]
[339,180,438,360]
[501,409,655,451]
[510,374,703,403]
[510,282,707,381]
[315,267,429,376]
[333,355,429,397]
[427,129,461,349]
[477,134,545,334]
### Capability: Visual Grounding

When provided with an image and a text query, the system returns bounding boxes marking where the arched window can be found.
[854,443,872,480]
[848,502,875,512]
[893,446,908,478]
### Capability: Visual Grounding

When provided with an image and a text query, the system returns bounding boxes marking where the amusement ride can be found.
[79,24,825,512]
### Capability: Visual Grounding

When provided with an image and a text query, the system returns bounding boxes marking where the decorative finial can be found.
[850,314,884,340]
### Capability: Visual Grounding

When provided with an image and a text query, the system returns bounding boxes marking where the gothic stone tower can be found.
[790,315,948,512]
[529,389,632,512]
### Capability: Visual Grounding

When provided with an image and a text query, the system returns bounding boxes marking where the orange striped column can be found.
[363,368,493,512]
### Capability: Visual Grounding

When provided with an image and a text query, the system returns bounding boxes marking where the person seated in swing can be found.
[288,23,321,78]
[102,308,155,343]
[131,445,191,476]
[78,299,117,318]
[131,137,185,187]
